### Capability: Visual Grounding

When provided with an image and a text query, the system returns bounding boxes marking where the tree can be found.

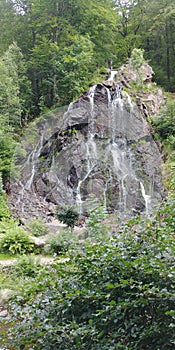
[0,42,32,128]
[0,132,15,181]
[56,34,95,103]
[0,43,31,187]
[0,0,16,55]
[126,0,175,91]
[144,0,175,91]
[2,0,119,110]
[56,205,79,231]
[114,0,144,64]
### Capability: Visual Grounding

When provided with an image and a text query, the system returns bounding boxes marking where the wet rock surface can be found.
[9,64,165,220]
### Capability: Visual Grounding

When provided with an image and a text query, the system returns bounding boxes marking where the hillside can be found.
[0,1,175,349]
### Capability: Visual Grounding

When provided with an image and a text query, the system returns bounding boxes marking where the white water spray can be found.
[76,85,98,213]
[140,182,151,216]
[25,135,44,190]
[108,70,117,81]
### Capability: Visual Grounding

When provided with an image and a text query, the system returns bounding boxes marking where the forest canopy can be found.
[0,0,175,116]
[0,0,175,185]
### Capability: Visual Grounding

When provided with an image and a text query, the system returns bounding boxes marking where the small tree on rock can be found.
[56,205,79,231]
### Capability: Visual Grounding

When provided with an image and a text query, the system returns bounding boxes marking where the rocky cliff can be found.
[9,62,165,221]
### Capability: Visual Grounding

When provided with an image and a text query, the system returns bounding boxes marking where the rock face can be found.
[9,64,165,220]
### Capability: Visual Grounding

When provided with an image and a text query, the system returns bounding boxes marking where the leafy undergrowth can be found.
[1,196,175,349]
[0,253,18,260]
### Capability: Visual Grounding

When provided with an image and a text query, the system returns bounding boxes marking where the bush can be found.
[0,227,35,254]
[13,255,42,277]
[45,230,77,255]
[151,99,175,147]
[5,198,175,350]
[85,205,109,241]
[26,219,48,237]
[151,98,175,191]
[56,205,79,230]
[0,219,19,234]
[0,195,11,220]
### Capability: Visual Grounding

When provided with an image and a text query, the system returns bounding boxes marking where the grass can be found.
[0,253,18,260]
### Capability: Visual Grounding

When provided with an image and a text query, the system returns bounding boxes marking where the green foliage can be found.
[151,99,175,147]
[46,230,78,255]
[85,205,109,240]
[140,0,175,91]
[56,205,79,230]
[26,219,48,237]
[0,131,16,180]
[56,34,95,103]
[0,0,175,119]
[151,97,175,190]
[5,197,175,349]
[129,48,146,84]
[13,255,43,277]
[0,42,31,129]
[130,48,145,70]
[0,196,11,221]
[0,0,16,55]
[0,227,35,254]
[0,219,18,234]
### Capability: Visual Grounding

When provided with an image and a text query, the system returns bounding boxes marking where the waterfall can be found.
[76,164,96,214]
[11,75,162,220]
[110,143,128,211]
[88,85,97,133]
[75,79,143,214]
[75,82,152,215]
[25,135,44,190]
[108,70,117,81]
[104,86,111,105]
[140,182,151,216]
[111,88,124,142]
[86,134,98,173]
[108,87,132,211]
[76,85,97,213]
[123,91,134,113]
[16,181,25,213]
[103,171,112,212]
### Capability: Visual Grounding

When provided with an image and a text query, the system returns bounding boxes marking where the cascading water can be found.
[140,182,151,216]
[10,68,163,220]
[75,78,153,215]
[76,85,98,213]
[108,70,117,81]
[103,171,112,212]
[13,134,45,214]
[104,84,137,212]
[25,135,44,190]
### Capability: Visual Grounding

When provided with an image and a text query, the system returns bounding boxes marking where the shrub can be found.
[13,255,42,277]
[130,48,145,70]
[26,219,48,237]
[85,205,109,240]
[56,205,79,230]
[151,99,175,148]
[0,227,35,254]
[129,48,145,83]
[0,219,19,234]
[0,195,11,220]
[45,230,77,255]
[5,198,175,350]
